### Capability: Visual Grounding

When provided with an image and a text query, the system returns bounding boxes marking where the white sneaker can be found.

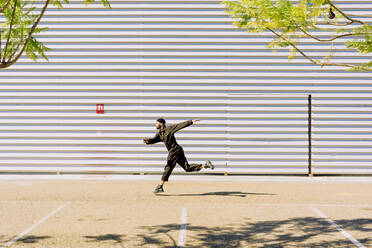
[204,160,215,170]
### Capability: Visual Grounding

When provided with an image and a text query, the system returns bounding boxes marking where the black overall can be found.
[146,120,202,181]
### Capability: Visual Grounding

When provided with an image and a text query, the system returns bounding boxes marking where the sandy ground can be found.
[0,176,371,248]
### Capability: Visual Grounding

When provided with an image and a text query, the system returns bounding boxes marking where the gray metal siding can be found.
[313,96,372,174]
[0,0,371,174]
[227,94,309,174]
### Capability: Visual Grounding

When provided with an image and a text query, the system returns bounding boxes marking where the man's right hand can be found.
[143,138,149,144]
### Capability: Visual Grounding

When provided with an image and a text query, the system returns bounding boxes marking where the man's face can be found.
[155,121,163,129]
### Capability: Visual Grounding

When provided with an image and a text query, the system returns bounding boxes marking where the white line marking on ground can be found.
[177,207,187,248]
[312,207,366,248]
[0,202,70,248]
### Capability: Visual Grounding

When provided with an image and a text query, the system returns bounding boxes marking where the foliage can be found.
[223,0,372,71]
[0,0,111,68]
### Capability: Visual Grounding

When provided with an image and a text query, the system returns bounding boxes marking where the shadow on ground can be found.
[2,217,370,247]
[157,191,276,197]
[134,217,371,248]
[0,235,51,245]
[85,234,126,248]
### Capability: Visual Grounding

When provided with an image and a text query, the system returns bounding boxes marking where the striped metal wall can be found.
[227,93,310,174]
[0,0,371,174]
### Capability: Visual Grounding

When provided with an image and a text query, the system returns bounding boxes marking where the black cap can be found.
[156,118,166,124]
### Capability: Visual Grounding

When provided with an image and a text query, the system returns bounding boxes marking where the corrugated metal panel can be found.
[312,96,372,174]
[227,94,309,174]
[0,0,371,174]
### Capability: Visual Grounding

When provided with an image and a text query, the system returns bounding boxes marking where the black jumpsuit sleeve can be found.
[170,120,193,133]
[147,132,161,144]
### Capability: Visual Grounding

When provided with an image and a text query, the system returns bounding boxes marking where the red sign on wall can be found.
[96,104,104,114]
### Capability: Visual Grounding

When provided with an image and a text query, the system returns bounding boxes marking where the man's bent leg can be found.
[177,147,203,172]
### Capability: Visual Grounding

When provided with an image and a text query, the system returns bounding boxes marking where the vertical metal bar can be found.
[308,94,312,176]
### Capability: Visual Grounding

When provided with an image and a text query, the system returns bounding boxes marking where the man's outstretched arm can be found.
[170,119,200,133]
[143,132,161,145]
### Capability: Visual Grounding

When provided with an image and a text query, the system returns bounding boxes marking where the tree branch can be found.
[328,0,366,26]
[0,0,11,12]
[7,37,23,63]
[297,26,370,42]
[314,21,353,27]
[6,23,23,63]
[0,0,50,68]
[266,27,359,69]
[1,0,17,63]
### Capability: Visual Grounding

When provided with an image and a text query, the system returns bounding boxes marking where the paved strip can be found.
[0,174,372,183]
[312,207,366,248]
[177,207,187,248]
[0,202,70,248]
[0,200,370,208]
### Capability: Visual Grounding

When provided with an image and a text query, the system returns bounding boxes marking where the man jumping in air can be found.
[143,118,214,194]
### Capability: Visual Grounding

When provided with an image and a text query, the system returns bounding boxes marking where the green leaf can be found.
[0,0,111,66]
[223,0,372,71]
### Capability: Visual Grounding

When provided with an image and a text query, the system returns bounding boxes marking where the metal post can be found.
[308,94,313,176]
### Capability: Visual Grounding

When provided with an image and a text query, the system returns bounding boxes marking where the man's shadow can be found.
[157,191,276,197]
